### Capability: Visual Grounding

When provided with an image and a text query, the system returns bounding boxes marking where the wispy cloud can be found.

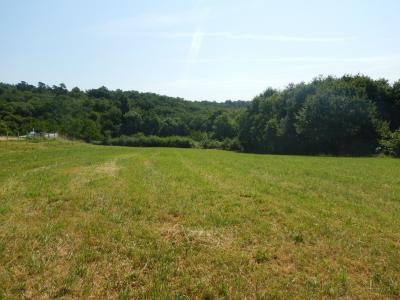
[179,55,400,64]
[187,31,204,62]
[87,13,203,35]
[160,32,355,43]
[89,18,354,44]
[179,1,209,87]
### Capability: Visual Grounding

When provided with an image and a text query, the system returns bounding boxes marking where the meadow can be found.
[0,140,399,299]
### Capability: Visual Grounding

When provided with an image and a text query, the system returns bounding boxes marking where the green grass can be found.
[0,140,399,299]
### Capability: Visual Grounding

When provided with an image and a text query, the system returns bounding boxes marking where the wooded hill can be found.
[0,82,246,146]
[1,75,399,156]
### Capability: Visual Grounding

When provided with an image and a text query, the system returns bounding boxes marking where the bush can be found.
[379,129,400,157]
[199,138,223,149]
[198,137,243,151]
[105,134,195,148]
[221,138,243,151]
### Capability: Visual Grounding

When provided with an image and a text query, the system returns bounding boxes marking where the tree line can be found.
[0,75,399,156]
[0,81,245,149]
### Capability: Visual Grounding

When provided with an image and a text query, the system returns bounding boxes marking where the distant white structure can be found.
[43,132,58,139]
[27,128,37,138]
[22,129,58,139]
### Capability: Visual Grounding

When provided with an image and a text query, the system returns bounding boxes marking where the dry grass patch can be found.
[94,160,119,177]
[160,222,233,249]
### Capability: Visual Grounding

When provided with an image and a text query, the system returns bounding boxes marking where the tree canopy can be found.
[239,75,400,155]
[1,75,399,156]
[0,82,245,145]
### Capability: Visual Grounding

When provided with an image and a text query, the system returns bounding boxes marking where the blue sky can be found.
[0,0,399,101]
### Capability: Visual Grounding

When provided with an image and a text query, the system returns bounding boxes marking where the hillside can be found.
[1,75,400,156]
[0,140,399,298]
[0,82,246,143]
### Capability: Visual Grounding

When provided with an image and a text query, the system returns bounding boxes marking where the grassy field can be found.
[0,140,399,299]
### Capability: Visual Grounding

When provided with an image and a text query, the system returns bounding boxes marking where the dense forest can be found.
[0,82,246,149]
[239,75,400,156]
[1,75,399,156]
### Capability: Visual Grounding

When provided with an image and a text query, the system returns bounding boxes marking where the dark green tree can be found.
[295,93,379,154]
[212,113,237,140]
[121,110,143,135]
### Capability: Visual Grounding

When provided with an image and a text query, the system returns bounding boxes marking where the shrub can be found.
[198,137,244,151]
[221,138,243,151]
[105,134,195,148]
[199,138,223,149]
[379,129,400,157]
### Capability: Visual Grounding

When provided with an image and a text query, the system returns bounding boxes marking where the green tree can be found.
[101,106,122,136]
[295,93,379,154]
[122,110,143,135]
[0,120,9,135]
[213,113,237,140]
[142,113,161,135]
[81,120,103,142]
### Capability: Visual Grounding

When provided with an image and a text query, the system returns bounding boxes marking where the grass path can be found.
[0,140,399,299]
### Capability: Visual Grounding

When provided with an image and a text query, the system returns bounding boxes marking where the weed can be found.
[255,250,269,263]
[293,233,304,244]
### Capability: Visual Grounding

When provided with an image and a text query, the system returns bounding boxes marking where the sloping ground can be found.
[0,141,399,299]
